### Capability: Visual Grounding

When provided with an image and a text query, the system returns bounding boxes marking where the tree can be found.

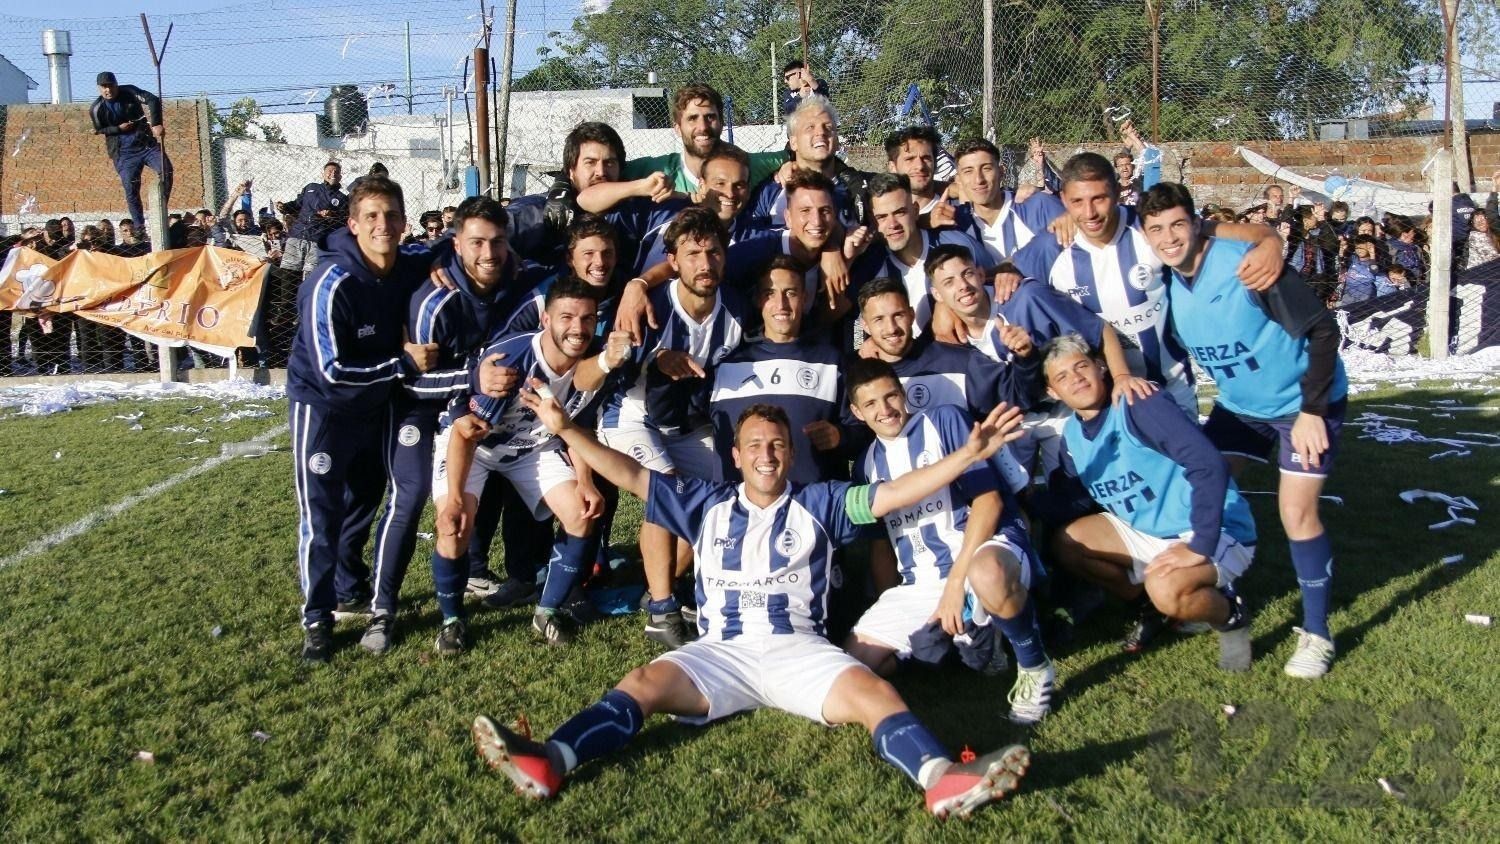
[211,97,287,143]
[543,0,1444,144]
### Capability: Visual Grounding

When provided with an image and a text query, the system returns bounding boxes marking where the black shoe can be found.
[302,621,333,663]
[560,585,600,625]
[533,609,579,646]
[435,618,468,656]
[334,595,373,619]
[645,609,693,649]
[1122,601,1168,654]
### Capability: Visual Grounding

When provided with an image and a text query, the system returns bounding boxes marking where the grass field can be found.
[0,382,1496,840]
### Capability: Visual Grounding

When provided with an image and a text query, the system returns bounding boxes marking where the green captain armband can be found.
[844,483,879,525]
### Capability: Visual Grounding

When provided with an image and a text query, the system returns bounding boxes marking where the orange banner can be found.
[0,245,268,351]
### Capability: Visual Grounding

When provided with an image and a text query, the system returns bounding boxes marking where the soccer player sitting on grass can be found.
[1042,334,1257,671]
[843,359,1055,725]
[472,396,1032,819]
[1138,182,1347,679]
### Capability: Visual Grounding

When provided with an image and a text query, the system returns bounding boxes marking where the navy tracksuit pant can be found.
[115,141,173,230]
[291,400,389,627]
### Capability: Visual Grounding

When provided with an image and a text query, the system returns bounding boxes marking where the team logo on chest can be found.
[776,527,804,558]
[915,450,936,468]
[1127,263,1157,292]
[797,366,819,391]
[906,383,931,408]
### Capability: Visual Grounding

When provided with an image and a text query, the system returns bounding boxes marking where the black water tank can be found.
[324,85,368,136]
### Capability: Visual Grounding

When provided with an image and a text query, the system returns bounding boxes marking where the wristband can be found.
[628,277,648,289]
[597,354,614,375]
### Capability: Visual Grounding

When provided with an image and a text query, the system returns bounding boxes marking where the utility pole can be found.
[405,21,414,114]
[493,0,518,197]
[982,0,994,141]
[1440,0,1471,191]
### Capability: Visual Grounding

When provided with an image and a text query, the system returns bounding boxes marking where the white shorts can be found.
[655,633,868,726]
[1013,402,1071,482]
[599,424,722,481]
[430,428,575,520]
[852,532,1032,656]
[1101,512,1254,588]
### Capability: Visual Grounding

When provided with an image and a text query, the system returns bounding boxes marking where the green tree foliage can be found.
[539,0,1444,143]
[211,97,286,143]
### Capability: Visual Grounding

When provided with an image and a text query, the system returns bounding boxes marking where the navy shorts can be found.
[1202,398,1345,477]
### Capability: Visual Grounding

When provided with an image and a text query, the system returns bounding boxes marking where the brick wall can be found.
[0,99,211,226]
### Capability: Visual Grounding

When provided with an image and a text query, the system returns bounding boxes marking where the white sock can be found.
[547,740,578,773]
[918,757,951,790]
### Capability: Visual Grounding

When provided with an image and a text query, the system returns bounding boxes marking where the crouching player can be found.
[843,359,1055,725]
[1043,335,1257,671]
[1139,182,1347,678]
[472,396,1033,819]
[429,278,632,652]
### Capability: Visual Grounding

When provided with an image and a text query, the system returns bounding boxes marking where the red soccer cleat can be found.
[472,715,565,799]
[925,744,1031,820]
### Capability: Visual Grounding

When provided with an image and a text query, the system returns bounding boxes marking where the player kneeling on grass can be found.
[473,396,1032,819]
[1043,335,1257,672]
[843,358,1055,725]
[1139,182,1346,679]
[429,278,632,653]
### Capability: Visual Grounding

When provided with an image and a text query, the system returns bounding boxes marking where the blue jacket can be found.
[289,181,349,241]
[402,241,518,408]
[287,228,430,413]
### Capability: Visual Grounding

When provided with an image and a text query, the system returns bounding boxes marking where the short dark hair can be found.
[544,275,602,310]
[232,209,250,219]
[866,172,911,200]
[198,208,213,217]
[845,358,901,402]
[452,195,508,232]
[324,160,341,170]
[762,253,804,286]
[783,167,835,201]
[857,275,909,312]
[663,206,728,254]
[781,59,807,75]
[369,162,388,176]
[442,205,458,213]
[924,243,975,279]
[1330,201,1350,215]
[567,213,617,251]
[348,175,406,216]
[884,125,941,162]
[700,143,750,180]
[562,122,626,176]
[734,403,791,441]
[673,83,723,123]
[1059,152,1118,194]
[951,138,1000,165]
[1138,182,1195,221]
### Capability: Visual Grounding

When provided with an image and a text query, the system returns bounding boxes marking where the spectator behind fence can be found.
[1340,235,1386,306]
[1384,215,1426,285]
[73,226,127,372]
[781,59,829,118]
[1463,207,1499,270]
[280,161,348,281]
[90,71,172,231]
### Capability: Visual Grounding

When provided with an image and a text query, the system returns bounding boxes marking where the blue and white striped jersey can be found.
[966,280,1107,366]
[599,280,748,434]
[645,473,874,641]
[1010,216,1193,409]
[851,229,998,336]
[709,338,846,484]
[953,189,1065,263]
[451,330,603,460]
[857,405,1016,586]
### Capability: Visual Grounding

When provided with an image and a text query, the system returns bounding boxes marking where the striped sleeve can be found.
[405,287,470,398]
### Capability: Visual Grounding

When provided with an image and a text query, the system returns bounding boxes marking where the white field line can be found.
[0,423,289,572]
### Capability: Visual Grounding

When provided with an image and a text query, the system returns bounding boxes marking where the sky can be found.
[0,0,592,116]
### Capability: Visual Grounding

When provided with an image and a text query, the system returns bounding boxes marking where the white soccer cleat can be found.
[925,744,1031,820]
[1283,627,1336,679]
[1006,660,1056,725]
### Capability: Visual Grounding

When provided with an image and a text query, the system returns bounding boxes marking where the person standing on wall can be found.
[89,72,171,234]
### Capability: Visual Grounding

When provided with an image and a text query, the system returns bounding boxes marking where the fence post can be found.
[1427,148,1453,360]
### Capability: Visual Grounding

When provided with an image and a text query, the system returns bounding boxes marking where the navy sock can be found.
[1289,534,1334,639]
[647,596,680,614]
[997,595,1048,669]
[548,689,643,771]
[431,550,468,621]
[538,532,591,610]
[873,712,949,788]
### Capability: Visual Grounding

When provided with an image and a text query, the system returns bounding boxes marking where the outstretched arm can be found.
[869,404,1024,519]
[521,381,649,499]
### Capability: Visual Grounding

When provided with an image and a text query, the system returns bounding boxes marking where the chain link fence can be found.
[1,0,1496,378]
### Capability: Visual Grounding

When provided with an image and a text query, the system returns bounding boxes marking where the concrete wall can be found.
[0,99,212,231]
